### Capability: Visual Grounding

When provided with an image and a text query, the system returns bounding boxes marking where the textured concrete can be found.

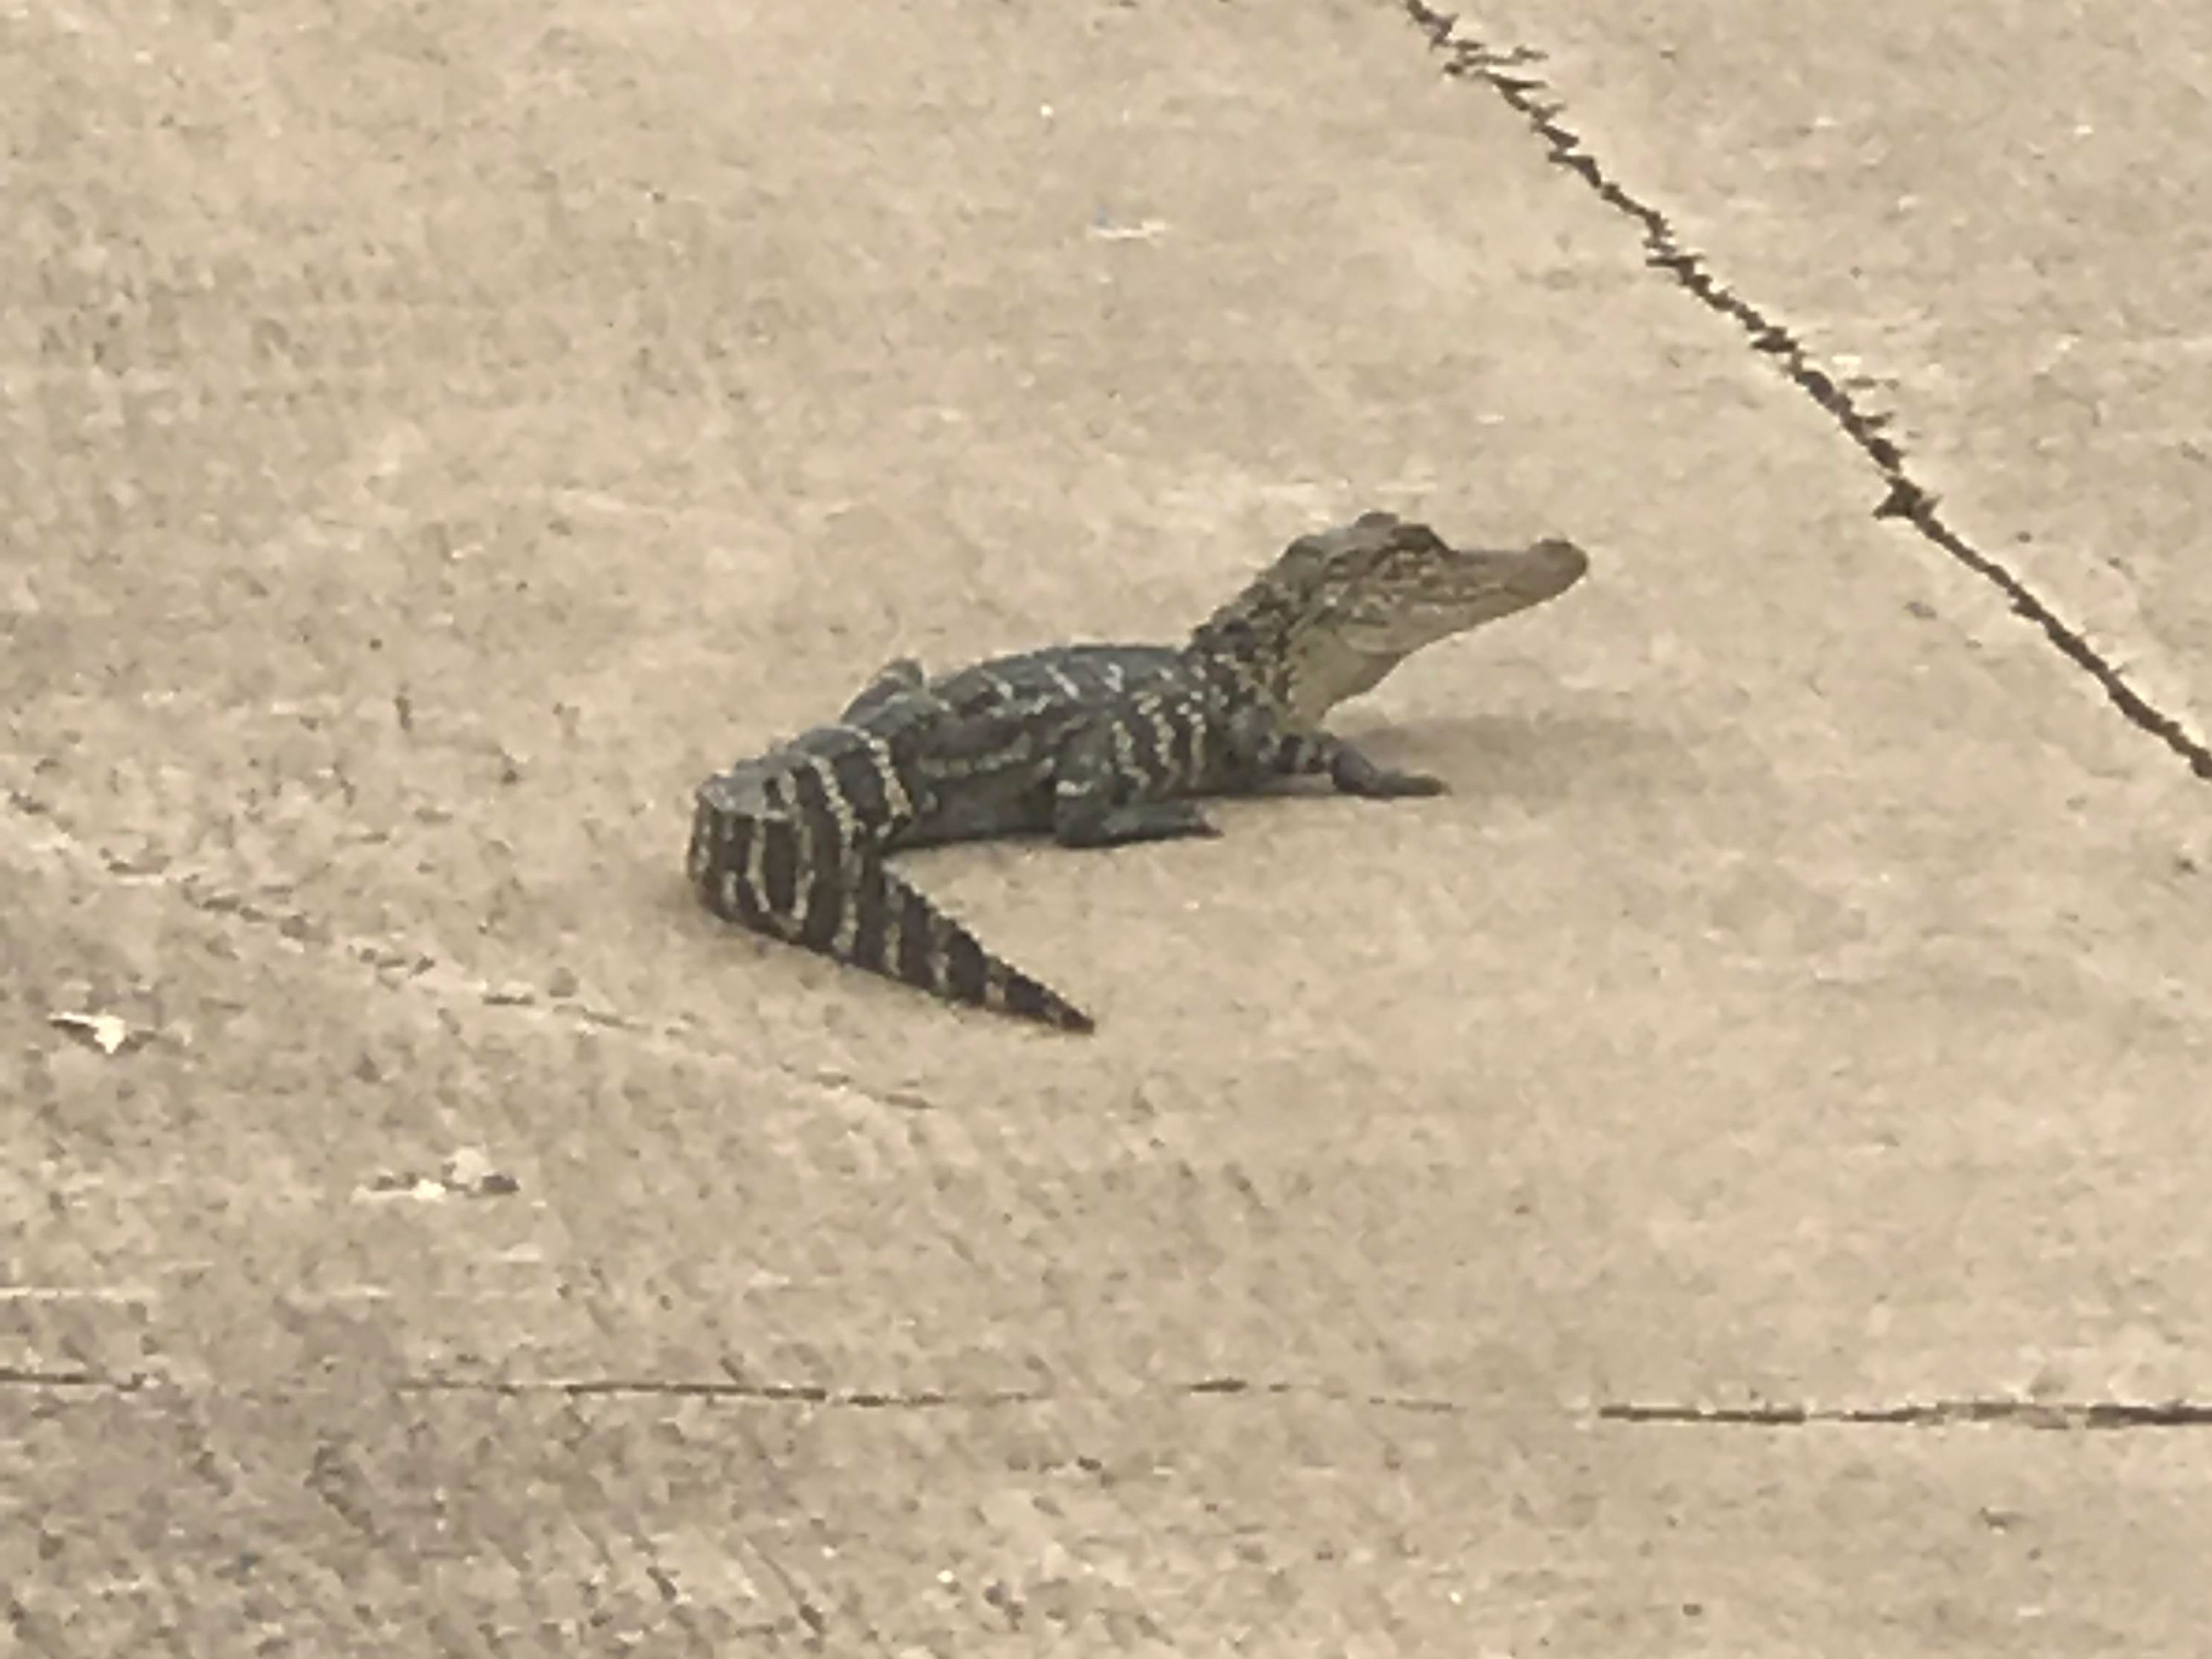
[4,0,2210,1652]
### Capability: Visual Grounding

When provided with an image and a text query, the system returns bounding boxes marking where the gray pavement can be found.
[4,1,2209,1652]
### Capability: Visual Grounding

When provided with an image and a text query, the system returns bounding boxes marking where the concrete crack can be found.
[397,1375,1047,1409]
[1599,1398,2212,1430]
[396,1372,1462,1414]
[0,1358,1461,1413]
[11,1363,2202,1431]
[1403,3,2212,783]
[0,1365,151,1392]
[1180,1375,1459,1413]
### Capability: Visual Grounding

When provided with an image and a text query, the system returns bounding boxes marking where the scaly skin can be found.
[690,511,1588,1031]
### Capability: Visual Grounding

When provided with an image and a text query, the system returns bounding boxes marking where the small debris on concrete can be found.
[356,1146,520,1201]
[48,1010,134,1055]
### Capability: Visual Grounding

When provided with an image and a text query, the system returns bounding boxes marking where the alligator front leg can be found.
[1317,738,1444,798]
[1231,710,1445,798]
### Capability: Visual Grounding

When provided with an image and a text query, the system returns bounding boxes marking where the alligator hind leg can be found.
[839,656,927,723]
[1053,791,1221,848]
[1048,721,1221,848]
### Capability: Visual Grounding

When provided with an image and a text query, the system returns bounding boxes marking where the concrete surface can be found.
[3,0,2209,1652]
